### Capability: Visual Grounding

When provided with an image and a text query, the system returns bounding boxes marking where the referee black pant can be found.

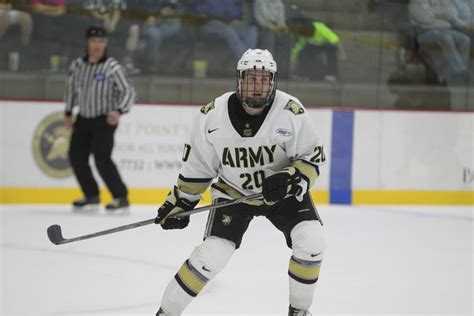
[69,115,128,199]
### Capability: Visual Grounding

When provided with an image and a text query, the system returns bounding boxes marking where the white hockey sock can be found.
[288,220,326,310]
[160,274,196,316]
[160,237,235,315]
[288,256,321,310]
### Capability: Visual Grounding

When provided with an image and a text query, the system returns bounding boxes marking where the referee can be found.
[64,25,136,212]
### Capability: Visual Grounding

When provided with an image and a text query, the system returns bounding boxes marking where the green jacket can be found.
[290,21,340,64]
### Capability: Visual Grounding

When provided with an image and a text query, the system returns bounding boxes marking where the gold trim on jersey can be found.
[291,160,319,188]
[177,179,210,195]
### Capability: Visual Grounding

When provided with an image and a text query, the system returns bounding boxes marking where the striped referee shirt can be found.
[64,56,136,118]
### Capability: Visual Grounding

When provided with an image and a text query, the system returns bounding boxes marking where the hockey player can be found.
[154,49,327,316]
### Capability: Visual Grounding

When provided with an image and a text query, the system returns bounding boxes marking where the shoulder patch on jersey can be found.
[284,100,304,115]
[200,100,215,114]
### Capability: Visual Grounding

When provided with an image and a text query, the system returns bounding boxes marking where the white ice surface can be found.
[1,204,473,316]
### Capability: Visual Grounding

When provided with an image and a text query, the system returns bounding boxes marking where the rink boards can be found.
[0,100,472,205]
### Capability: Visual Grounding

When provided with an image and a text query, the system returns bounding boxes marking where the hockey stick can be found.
[47,193,263,245]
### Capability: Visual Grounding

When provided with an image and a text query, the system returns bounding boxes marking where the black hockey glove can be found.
[262,167,303,204]
[155,186,200,230]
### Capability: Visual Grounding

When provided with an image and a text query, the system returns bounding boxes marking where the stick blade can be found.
[47,225,65,245]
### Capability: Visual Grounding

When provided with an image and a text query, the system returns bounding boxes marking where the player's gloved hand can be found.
[155,186,200,230]
[262,167,303,204]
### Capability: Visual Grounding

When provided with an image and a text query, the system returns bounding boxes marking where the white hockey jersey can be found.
[176,90,326,201]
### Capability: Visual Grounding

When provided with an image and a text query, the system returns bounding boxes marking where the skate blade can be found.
[72,204,100,213]
[105,206,130,215]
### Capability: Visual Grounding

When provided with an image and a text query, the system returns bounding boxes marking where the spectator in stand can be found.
[409,0,470,84]
[81,0,142,73]
[188,0,257,59]
[28,0,66,16]
[454,0,474,45]
[126,0,183,72]
[0,0,33,47]
[253,0,288,53]
[289,18,347,82]
[454,0,474,78]
[82,0,127,33]
[28,0,68,67]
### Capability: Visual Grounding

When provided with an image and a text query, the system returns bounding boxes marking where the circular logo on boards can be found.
[32,111,73,178]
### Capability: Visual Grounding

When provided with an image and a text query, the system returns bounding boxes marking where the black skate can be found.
[289,305,312,316]
[72,196,99,212]
[105,196,129,212]
[156,307,166,315]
